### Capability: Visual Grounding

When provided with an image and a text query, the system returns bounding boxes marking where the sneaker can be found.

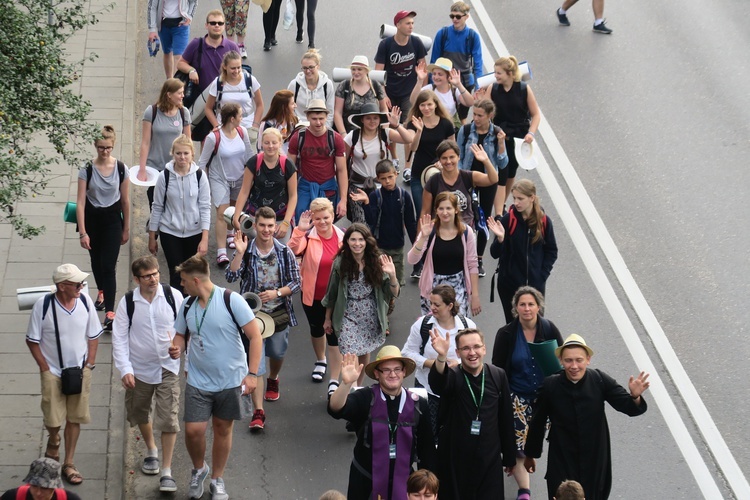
[159,475,177,493]
[270,38,278,46]
[296,30,303,43]
[263,40,271,51]
[477,261,486,278]
[103,311,115,331]
[402,168,412,184]
[392,158,401,174]
[188,464,209,499]
[95,290,105,311]
[216,254,230,268]
[592,20,613,34]
[410,267,421,279]
[556,8,570,26]
[210,477,229,500]
[249,409,265,431]
[308,43,315,49]
[264,378,280,401]
[142,456,160,475]
[238,44,247,59]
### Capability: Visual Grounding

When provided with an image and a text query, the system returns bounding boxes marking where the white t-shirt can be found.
[344,131,388,183]
[209,75,262,130]
[26,295,103,377]
[421,84,461,117]
[218,129,248,181]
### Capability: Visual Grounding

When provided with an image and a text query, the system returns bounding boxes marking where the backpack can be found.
[16,484,67,500]
[124,284,177,331]
[245,153,289,217]
[418,313,468,355]
[85,160,126,189]
[215,65,254,108]
[418,227,469,266]
[430,83,462,129]
[204,127,246,173]
[438,26,477,78]
[182,289,244,345]
[294,128,337,174]
[372,186,405,239]
[150,104,187,126]
[294,80,329,104]
[42,293,89,320]
[507,208,547,237]
[459,123,499,156]
[347,127,390,174]
[162,168,203,208]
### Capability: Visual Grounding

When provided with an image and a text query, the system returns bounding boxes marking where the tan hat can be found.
[420,164,441,188]
[365,345,417,379]
[427,57,453,74]
[555,334,594,358]
[52,263,89,284]
[350,55,371,70]
[305,99,329,115]
[255,312,275,339]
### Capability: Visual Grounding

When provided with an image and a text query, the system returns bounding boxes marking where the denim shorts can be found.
[258,327,290,375]
[159,22,190,55]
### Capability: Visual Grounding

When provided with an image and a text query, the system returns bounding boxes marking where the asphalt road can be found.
[127,0,750,498]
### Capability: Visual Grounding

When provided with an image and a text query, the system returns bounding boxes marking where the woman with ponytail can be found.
[333,55,387,135]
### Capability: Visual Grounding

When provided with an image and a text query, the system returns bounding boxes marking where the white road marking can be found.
[466,1,750,498]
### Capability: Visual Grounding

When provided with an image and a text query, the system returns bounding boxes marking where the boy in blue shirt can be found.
[350,160,417,286]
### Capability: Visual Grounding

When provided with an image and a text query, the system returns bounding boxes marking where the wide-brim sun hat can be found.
[421,165,441,188]
[427,57,453,74]
[350,55,371,71]
[255,311,276,339]
[348,102,389,129]
[305,98,330,115]
[555,334,594,358]
[129,165,159,186]
[365,345,417,379]
[515,138,539,170]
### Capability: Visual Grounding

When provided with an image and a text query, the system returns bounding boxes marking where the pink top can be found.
[288,225,345,306]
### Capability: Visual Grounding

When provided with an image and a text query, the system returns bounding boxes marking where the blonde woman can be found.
[333,55,387,135]
[287,49,335,127]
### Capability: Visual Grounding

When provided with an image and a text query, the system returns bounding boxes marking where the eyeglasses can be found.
[301,65,317,71]
[449,13,467,19]
[63,281,85,289]
[137,271,160,280]
[96,146,113,151]
[458,344,485,354]
[376,367,404,375]
[207,21,225,26]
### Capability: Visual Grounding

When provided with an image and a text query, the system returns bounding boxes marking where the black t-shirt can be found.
[375,36,427,98]
[423,169,475,228]
[470,133,489,172]
[1,488,82,500]
[245,154,297,218]
[432,233,464,275]
[406,118,455,178]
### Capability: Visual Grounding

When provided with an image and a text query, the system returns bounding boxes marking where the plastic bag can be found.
[282,0,295,30]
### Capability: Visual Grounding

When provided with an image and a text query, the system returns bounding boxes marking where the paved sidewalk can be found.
[0,0,137,497]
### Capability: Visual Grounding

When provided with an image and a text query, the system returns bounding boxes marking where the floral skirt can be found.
[511,392,536,455]
[420,270,468,316]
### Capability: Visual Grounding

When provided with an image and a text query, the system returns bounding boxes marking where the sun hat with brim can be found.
[514,138,539,170]
[348,102,389,129]
[129,165,159,187]
[23,458,64,489]
[53,263,89,284]
[350,55,371,71]
[394,10,417,25]
[427,57,453,74]
[365,345,417,379]
[255,312,276,339]
[555,334,594,358]
[421,164,441,188]
[305,98,329,115]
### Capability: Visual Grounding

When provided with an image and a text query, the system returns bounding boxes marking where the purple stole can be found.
[370,385,416,500]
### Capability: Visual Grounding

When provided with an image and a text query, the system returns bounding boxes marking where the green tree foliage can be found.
[0,0,110,238]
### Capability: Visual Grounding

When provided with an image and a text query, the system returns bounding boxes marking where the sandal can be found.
[311,361,327,383]
[62,463,84,485]
[44,436,61,462]
[327,380,339,397]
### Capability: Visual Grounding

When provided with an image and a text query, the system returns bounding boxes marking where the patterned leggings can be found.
[220,0,250,38]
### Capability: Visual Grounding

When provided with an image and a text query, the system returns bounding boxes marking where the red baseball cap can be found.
[394,10,417,25]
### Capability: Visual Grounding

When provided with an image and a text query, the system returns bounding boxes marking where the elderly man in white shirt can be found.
[111,255,184,494]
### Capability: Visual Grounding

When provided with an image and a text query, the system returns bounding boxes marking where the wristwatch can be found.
[276,289,282,298]
[85,363,96,370]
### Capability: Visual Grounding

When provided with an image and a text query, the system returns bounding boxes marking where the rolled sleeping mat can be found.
[64,202,77,223]
[331,67,387,85]
[17,282,91,311]
[242,292,263,313]
[223,206,256,238]
[380,24,433,51]
[475,61,532,90]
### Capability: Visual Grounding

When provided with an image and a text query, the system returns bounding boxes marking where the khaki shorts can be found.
[125,369,181,433]
[40,368,92,428]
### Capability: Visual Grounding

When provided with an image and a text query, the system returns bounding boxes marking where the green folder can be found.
[529,339,562,376]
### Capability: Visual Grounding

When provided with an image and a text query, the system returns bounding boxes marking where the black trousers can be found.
[85,202,123,312]
[159,232,202,292]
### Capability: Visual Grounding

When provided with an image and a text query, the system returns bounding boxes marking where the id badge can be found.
[470,420,482,435]
[389,443,397,459]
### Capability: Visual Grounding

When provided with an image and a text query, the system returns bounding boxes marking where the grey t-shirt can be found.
[77,161,129,208]
[143,105,192,171]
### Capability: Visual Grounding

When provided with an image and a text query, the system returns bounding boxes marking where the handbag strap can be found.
[49,294,65,370]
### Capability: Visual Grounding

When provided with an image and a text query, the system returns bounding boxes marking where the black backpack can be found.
[182,289,244,346]
[418,314,469,355]
[85,160,126,189]
[42,293,89,320]
[162,168,203,208]
[124,284,177,331]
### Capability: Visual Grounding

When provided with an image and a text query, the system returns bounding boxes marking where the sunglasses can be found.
[449,14,467,19]
[208,21,225,26]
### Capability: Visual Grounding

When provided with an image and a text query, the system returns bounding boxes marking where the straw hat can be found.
[555,334,594,358]
[305,99,329,115]
[420,164,441,188]
[350,55,371,71]
[365,345,417,379]
[255,312,275,339]
[427,57,453,74]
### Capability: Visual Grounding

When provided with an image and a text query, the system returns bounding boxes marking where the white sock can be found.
[147,448,158,458]
[595,18,604,25]
[559,7,567,14]
[211,478,218,486]
[317,358,327,363]
[227,230,235,237]
[217,248,227,257]
[162,467,172,477]
[196,463,207,474]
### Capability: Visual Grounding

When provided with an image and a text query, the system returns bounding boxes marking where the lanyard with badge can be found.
[463,368,485,435]
[193,287,215,352]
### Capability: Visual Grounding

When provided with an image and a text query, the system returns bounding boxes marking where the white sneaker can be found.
[402,168,412,184]
[238,44,248,59]
[210,477,229,500]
